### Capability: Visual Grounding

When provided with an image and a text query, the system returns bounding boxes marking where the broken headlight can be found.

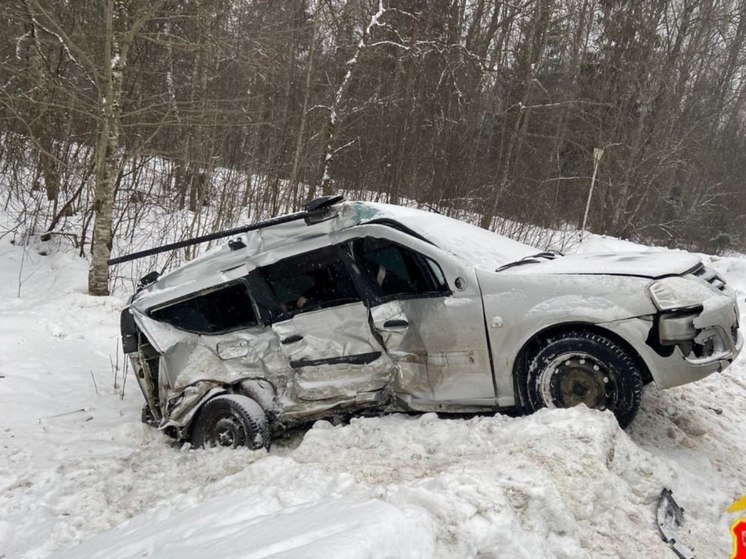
[649,277,733,359]
[647,277,711,312]
[649,278,706,352]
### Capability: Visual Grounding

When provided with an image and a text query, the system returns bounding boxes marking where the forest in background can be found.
[1,0,745,294]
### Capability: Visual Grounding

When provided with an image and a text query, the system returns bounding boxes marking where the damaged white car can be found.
[117,196,742,449]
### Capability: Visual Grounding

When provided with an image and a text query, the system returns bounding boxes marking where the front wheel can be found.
[191,394,270,450]
[521,330,643,428]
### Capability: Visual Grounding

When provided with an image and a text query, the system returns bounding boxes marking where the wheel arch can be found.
[179,377,277,438]
[511,321,653,412]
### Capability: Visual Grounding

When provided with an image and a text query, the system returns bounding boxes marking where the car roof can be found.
[130,201,535,311]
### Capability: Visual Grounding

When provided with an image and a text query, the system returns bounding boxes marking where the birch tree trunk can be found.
[314,0,386,199]
[88,0,166,295]
[88,0,124,295]
[288,5,318,209]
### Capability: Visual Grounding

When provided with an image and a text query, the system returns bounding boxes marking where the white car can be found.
[119,197,742,448]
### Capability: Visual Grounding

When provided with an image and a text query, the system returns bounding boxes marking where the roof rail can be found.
[107,195,345,266]
[305,194,343,212]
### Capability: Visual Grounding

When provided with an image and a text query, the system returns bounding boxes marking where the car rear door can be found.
[252,245,393,401]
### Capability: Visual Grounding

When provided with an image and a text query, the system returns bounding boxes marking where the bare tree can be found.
[1,0,745,275]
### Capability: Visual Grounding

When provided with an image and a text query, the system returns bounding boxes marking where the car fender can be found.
[492,306,654,408]
[476,270,656,407]
[163,377,280,434]
[162,384,227,433]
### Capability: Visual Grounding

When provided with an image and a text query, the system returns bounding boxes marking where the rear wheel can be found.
[191,394,270,449]
[521,330,643,428]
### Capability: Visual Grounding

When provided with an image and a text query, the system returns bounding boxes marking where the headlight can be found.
[647,277,710,311]
[648,281,680,311]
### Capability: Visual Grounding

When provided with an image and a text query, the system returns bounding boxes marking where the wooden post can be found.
[580,147,604,243]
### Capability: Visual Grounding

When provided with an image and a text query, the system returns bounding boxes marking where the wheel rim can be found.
[210,415,246,448]
[538,352,617,411]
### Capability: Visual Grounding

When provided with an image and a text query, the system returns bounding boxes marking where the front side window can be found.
[150,282,257,334]
[260,245,360,314]
[353,237,449,298]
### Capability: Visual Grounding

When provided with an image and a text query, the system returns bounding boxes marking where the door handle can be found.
[383,319,409,328]
[281,334,304,344]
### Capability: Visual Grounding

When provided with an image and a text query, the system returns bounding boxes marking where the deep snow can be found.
[1,232,745,558]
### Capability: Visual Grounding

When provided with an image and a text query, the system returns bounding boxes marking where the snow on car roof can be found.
[356,202,536,269]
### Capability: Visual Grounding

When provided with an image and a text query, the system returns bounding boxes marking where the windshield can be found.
[363,203,537,269]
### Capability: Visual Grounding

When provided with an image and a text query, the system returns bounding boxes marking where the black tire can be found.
[191,394,270,450]
[520,330,643,428]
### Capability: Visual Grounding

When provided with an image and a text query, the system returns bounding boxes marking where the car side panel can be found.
[476,270,656,407]
[271,302,395,401]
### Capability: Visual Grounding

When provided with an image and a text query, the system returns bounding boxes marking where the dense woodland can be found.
[1,0,745,294]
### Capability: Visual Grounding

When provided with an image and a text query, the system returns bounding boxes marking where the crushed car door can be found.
[254,245,393,401]
[345,229,495,405]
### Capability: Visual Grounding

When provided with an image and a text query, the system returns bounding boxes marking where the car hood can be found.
[506,251,701,279]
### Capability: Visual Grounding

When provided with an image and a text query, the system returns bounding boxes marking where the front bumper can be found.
[601,293,742,389]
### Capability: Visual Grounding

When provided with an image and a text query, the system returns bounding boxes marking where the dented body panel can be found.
[121,200,741,438]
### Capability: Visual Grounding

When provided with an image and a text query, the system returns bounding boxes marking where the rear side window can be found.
[260,245,360,314]
[150,282,257,334]
[353,237,449,298]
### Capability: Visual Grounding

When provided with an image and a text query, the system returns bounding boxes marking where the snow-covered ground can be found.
[1,231,745,559]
